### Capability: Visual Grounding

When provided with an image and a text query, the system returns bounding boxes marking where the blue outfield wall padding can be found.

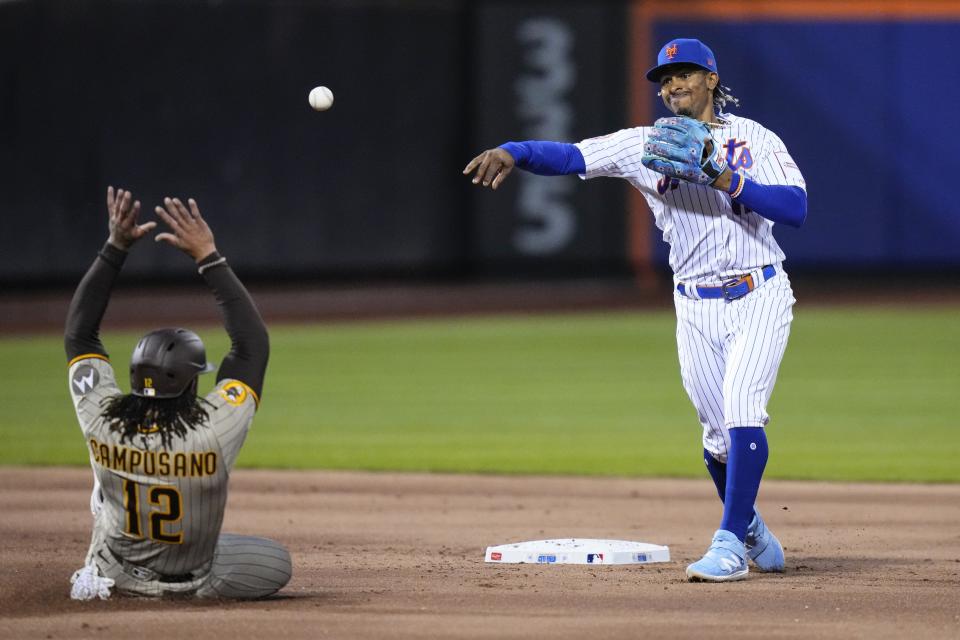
[651,21,960,269]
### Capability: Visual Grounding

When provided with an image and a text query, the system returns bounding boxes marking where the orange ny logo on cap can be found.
[666,43,679,59]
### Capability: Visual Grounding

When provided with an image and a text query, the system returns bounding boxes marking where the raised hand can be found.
[463,148,516,190]
[154,197,218,262]
[107,186,156,250]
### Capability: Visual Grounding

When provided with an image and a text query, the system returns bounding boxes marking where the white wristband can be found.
[197,257,227,275]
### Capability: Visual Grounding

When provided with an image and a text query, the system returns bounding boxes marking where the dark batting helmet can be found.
[130,328,216,398]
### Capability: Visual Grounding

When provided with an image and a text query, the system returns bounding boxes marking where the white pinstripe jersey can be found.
[67,355,258,576]
[575,113,806,284]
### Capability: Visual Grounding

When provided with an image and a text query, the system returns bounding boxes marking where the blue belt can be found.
[677,265,777,301]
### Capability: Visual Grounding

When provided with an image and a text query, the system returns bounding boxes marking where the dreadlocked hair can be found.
[100,390,212,449]
[714,84,741,110]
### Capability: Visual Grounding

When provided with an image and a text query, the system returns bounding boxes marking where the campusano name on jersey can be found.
[88,437,218,478]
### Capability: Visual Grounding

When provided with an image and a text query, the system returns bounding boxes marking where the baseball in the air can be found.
[308,86,334,111]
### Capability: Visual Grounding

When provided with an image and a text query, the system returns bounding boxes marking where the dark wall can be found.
[471,2,627,277]
[3,1,959,286]
[1,0,472,282]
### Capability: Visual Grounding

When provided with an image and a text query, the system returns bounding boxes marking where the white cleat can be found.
[686,529,749,582]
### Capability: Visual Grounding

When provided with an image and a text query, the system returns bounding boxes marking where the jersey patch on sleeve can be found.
[774,151,806,187]
[219,381,250,406]
[71,365,101,396]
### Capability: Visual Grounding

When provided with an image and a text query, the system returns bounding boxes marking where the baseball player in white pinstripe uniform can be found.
[465,38,807,581]
[66,187,292,599]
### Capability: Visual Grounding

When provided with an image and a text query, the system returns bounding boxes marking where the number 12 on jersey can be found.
[122,479,184,544]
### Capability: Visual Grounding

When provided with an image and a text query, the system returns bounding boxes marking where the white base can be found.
[485,538,670,565]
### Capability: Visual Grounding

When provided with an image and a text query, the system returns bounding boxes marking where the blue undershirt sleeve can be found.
[731,176,807,228]
[499,141,586,176]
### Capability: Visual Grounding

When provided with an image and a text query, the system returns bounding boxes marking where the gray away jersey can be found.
[68,354,258,576]
[575,113,807,284]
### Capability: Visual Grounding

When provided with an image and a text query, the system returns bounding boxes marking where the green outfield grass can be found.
[1,306,957,482]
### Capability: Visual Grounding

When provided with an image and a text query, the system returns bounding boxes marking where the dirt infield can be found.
[1,468,958,639]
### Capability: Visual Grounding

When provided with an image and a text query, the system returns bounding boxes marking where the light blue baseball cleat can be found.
[686,529,749,582]
[745,509,785,572]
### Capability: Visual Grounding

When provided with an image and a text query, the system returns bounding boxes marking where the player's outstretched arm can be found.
[463,142,586,189]
[155,197,270,401]
[463,147,516,190]
[64,187,156,362]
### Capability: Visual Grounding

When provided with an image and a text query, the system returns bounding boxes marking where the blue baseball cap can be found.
[646,38,718,82]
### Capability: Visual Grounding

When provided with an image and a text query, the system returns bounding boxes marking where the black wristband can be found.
[197,251,227,275]
[97,242,128,270]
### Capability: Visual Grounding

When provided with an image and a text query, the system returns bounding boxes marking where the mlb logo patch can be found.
[490,552,502,561]
[587,553,604,564]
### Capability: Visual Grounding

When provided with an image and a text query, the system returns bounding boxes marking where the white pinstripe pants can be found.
[673,272,795,464]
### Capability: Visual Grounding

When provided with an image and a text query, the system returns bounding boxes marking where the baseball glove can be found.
[641,116,727,186]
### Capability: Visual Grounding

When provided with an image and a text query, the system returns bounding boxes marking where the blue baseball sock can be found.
[720,427,769,541]
[703,449,726,501]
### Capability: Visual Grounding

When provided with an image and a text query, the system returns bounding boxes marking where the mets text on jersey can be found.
[88,437,218,478]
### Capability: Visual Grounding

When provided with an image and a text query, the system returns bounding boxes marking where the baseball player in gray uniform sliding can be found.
[66,186,292,599]
[464,38,806,582]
